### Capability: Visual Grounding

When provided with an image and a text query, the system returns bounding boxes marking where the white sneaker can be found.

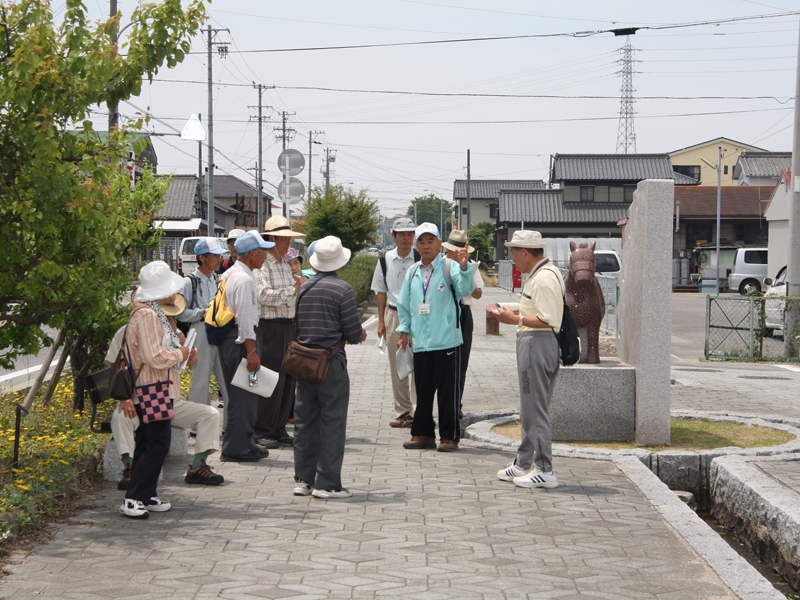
[497,460,526,482]
[513,470,558,489]
[147,497,172,512]
[293,481,313,496]
[311,488,353,499]
[119,499,149,519]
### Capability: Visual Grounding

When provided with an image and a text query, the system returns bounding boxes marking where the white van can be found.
[728,248,769,295]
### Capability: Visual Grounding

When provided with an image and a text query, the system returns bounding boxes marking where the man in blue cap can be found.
[218,231,276,462]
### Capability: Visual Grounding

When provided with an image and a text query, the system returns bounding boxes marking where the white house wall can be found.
[767,220,789,279]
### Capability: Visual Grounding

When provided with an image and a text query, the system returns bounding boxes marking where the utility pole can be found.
[205,26,229,237]
[786,13,800,357]
[466,149,472,230]
[274,111,296,150]
[322,148,336,198]
[196,114,202,218]
[249,84,272,229]
[108,0,118,132]
[308,130,324,199]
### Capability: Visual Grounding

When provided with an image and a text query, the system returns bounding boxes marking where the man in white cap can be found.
[442,230,483,412]
[370,216,420,428]
[218,229,245,275]
[177,237,229,410]
[492,230,563,489]
[396,223,474,453]
[253,215,307,448]
[219,231,276,462]
[292,236,366,499]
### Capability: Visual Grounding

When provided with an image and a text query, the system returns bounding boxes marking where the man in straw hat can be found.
[492,230,563,489]
[218,231,276,462]
[396,223,475,453]
[370,216,420,428]
[442,230,483,412]
[292,236,366,499]
[253,215,307,449]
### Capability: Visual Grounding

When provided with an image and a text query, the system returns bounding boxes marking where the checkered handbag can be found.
[135,381,174,424]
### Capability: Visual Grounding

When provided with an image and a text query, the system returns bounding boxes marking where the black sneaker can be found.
[220,450,262,462]
[184,460,225,485]
[256,436,279,449]
[277,435,293,446]
[256,446,270,458]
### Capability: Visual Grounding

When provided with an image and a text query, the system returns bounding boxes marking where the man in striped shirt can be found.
[253,216,307,449]
[292,236,366,499]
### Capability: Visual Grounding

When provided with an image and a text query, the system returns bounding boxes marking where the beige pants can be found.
[110,398,220,458]
[385,307,416,417]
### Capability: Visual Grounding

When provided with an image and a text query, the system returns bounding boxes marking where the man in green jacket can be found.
[396,223,474,452]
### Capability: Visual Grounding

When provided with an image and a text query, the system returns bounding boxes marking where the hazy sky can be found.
[68,1,800,216]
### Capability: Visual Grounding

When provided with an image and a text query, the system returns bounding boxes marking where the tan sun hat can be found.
[504,230,546,249]
[442,230,475,254]
[262,215,305,238]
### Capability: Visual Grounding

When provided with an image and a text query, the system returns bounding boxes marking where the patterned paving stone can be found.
[0,287,759,599]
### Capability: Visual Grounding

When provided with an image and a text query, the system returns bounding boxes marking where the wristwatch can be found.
[519,315,524,327]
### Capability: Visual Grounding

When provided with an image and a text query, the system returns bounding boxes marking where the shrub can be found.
[339,255,379,305]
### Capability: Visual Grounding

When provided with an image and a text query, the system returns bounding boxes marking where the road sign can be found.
[277,149,305,176]
[278,177,305,205]
[180,113,206,141]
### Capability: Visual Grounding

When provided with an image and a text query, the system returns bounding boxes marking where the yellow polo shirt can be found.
[517,262,564,333]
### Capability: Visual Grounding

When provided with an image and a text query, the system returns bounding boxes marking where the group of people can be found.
[111,214,564,519]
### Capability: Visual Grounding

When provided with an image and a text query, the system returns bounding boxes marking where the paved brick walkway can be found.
[5,286,797,599]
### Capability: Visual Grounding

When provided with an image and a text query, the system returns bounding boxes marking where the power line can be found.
[185,11,799,54]
[145,79,793,101]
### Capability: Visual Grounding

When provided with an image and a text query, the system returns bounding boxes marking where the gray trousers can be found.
[516,332,560,473]
[219,326,259,457]
[293,358,350,491]
[188,321,229,406]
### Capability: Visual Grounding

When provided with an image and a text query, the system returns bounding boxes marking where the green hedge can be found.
[339,255,378,305]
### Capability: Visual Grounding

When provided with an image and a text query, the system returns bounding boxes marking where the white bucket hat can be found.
[135,261,186,302]
[309,236,351,272]
[504,230,546,249]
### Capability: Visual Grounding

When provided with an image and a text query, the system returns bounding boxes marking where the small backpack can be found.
[553,295,581,366]
[204,279,237,345]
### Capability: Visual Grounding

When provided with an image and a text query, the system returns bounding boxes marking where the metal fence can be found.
[498,260,514,291]
[705,295,800,361]
[596,275,619,336]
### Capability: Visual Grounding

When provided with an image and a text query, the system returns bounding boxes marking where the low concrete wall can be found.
[550,358,635,441]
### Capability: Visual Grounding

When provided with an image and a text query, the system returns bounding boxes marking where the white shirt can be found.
[371,248,417,308]
[460,260,483,306]
[224,262,259,343]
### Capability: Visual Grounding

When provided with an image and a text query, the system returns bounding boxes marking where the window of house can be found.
[623,186,636,202]
[489,203,498,218]
[723,165,729,175]
[735,224,746,241]
[580,186,594,202]
[674,165,701,180]
[462,207,468,215]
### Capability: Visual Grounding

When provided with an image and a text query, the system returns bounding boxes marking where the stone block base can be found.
[550,358,635,442]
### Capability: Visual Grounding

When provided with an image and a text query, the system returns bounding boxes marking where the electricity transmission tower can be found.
[615,37,638,154]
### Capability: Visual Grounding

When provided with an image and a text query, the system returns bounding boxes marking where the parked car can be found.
[763,265,787,337]
[728,247,769,295]
[594,250,621,276]
[178,236,230,276]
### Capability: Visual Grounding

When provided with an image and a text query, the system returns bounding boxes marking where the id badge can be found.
[418,303,431,315]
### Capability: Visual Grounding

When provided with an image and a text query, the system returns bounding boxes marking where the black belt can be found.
[261,317,294,324]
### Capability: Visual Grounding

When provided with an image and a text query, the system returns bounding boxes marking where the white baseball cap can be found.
[414,222,440,240]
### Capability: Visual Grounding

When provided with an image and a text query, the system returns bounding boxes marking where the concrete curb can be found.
[616,456,784,600]
[711,454,800,593]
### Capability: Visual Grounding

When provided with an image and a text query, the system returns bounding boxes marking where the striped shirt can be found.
[126,305,184,402]
[296,273,363,363]
[254,252,297,320]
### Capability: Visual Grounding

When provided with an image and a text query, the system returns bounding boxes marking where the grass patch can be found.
[492,418,796,452]
[0,376,111,537]
[481,271,499,287]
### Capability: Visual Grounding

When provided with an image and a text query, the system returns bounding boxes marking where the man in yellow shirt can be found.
[492,230,563,489]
